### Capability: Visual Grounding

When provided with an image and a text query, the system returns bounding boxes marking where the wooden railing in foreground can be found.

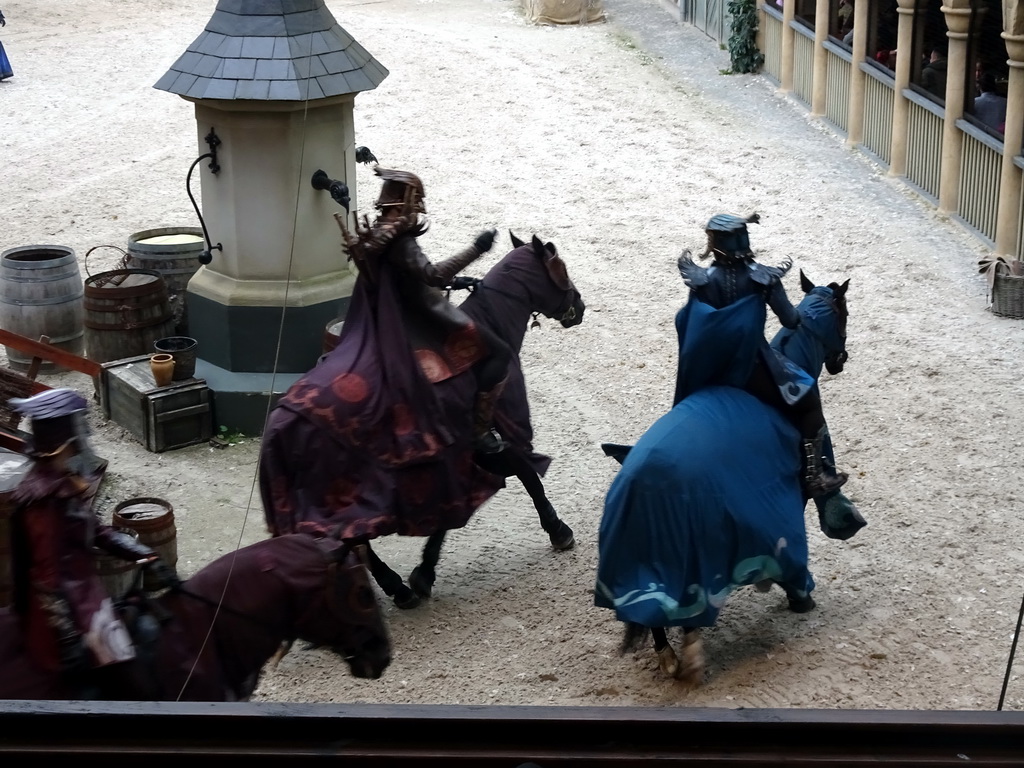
[0,702,1022,765]
[0,329,102,379]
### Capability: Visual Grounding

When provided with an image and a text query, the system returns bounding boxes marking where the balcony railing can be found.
[860,65,894,166]
[905,92,943,199]
[762,6,783,83]
[792,23,814,106]
[824,42,851,133]
[956,120,1002,242]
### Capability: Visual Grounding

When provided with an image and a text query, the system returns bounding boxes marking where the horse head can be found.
[800,270,849,375]
[295,538,391,679]
[773,271,850,380]
[507,230,586,328]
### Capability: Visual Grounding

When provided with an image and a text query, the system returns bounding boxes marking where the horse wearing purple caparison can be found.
[260,233,586,607]
[0,534,390,700]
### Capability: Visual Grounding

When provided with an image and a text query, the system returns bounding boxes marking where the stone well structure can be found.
[154,0,387,433]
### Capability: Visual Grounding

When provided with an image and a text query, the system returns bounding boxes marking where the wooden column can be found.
[811,0,830,114]
[937,0,973,213]
[845,0,870,145]
[780,0,797,92]
[995,6,1024,255]
[889,0,918,176]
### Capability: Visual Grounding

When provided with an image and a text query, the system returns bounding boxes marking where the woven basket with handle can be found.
[980,256,1024,318]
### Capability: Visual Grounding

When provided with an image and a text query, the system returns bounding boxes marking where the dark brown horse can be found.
[260,233,586,608]
[0,534,390,700]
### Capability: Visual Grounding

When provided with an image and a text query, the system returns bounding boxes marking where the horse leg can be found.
[409,532,444,599]
[503,450,575,551]
[677,628,705,687]
[651,627,680,678]
[620,621,650,653]
[784,588,817,613]
[364,543,421,610]
[650,627,703,685]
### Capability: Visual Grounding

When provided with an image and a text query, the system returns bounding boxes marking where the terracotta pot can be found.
[149,353,175,387]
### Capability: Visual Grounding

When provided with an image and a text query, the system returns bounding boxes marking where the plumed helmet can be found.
[9,388,88,457]
[704,212,760,260]
[374,167,426,215]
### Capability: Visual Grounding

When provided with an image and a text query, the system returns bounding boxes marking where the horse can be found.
[259,232,586,608]
[0,533,391,700]
[595,272,851,685]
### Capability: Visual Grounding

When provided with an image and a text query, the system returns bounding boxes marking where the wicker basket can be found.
[991,272,1024,318]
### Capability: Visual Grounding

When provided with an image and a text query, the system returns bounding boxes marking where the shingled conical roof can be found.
[154,0,388,101]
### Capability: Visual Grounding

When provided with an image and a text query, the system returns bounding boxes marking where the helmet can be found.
[704,212,760,261]
[374,167,426,215]
[10,388,88,457]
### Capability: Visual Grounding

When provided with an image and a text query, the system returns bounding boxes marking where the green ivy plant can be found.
[726,0,765,74]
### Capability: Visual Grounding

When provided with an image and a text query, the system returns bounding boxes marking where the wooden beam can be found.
[0,702,1022,764]
[0,329,101,378]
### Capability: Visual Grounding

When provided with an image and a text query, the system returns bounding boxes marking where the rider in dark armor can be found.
[8,388,178,696]
[340,167,511,454]
[676,213,847,498]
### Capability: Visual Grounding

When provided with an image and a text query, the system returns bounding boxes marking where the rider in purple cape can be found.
[675,213,847,498]
[335,166,508,455]
[265,168,513,540]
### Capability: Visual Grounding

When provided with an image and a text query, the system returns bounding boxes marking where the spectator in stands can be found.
[838,0,854,44]
[973,71,1007,133]
[921,43,948,99]
[876,49,897,70]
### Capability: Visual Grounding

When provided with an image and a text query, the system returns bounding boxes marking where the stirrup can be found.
[473,428,507,454]
[806,470,848,497]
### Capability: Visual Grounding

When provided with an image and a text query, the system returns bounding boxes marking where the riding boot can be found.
[472,376,509,454]
[803,425,848,498]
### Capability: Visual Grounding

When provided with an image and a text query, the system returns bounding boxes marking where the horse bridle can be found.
[455,276,579,327]
[805,288,848,372]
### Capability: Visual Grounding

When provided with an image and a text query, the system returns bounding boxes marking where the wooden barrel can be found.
[112,497,177,593]
[0,245,85,372]
[93,528,142,600]
[126,228,204,336]
[83,269,176,364]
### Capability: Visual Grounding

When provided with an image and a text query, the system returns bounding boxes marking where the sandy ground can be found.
[3,0,1024,711]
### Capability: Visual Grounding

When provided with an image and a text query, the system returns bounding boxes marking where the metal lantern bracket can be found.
[187,128,223,265]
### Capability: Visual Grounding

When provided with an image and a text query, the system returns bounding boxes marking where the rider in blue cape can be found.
[675,213,847,498]
[0,9,12,82]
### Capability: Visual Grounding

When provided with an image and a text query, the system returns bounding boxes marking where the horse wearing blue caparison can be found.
[595,272,860,684]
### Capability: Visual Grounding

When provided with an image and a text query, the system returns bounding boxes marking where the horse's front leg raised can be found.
[364,542,421,609]
[503,449,574,551]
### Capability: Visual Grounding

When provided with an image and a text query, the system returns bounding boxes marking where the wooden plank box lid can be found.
[100,355,212,453]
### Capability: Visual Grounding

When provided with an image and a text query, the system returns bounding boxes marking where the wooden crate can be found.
[100,355,212,453]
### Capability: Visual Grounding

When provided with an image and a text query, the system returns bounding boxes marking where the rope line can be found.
[173,30,317,702]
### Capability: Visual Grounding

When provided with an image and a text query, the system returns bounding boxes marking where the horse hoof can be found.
[787,594,816,613]
[549,522,575,551]
[392,586,421,610]
[754,579,773,593]
[657,645,680,678]
[409,566,435,599]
